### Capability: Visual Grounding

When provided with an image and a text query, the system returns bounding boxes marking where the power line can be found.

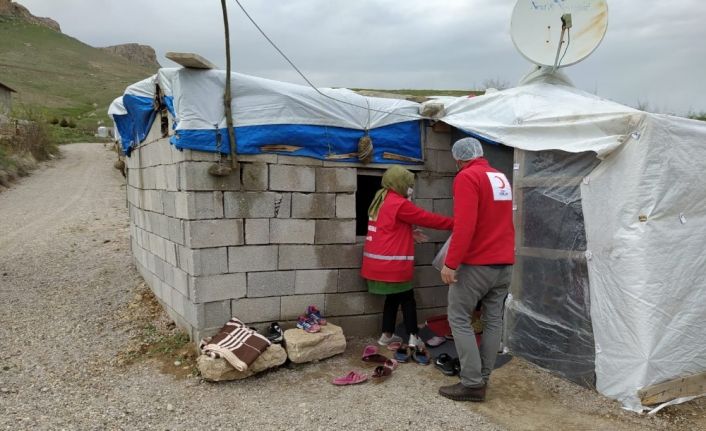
[230,0,422,121]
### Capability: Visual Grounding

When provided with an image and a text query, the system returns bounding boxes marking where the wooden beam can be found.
[165,52,217,69]
[638,371,706,406]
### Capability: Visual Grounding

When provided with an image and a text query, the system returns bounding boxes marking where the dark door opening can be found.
[356,174,382,236]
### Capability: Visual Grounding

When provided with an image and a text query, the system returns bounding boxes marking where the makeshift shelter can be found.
[110,66,705,412]
[441,72,706,411]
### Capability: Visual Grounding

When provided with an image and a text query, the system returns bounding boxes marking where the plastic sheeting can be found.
[109,68,423,162]
[441,75,706,411]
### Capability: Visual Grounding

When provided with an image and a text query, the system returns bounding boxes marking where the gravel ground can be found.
[0,143,703,431]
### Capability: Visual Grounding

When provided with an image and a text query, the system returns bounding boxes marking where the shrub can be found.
[59,118,68,127]
[49,117,59,125]
[67,120,76,128]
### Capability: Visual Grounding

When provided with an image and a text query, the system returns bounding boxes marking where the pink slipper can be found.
[362,345,388,363]
[386,341,403,351]
[332,371,368,386]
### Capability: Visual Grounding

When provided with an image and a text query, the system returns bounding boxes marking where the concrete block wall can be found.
[126,121,455,342]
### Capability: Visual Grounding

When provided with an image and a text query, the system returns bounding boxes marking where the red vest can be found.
[361,192,416,282]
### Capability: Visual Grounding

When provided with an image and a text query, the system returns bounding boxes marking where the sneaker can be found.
[296,315,321,333]
[377,333,403,346]
[408,334,425,350]
[266,322,284,344]
[306,305,327,325]
[438,382,486,402]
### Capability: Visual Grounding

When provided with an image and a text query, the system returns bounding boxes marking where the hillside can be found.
[0,12,157,141]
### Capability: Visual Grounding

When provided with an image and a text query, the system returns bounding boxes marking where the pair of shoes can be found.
[438,382,486,402]
[296,315,321,333]
[306,305,327,326]
[394,344,411,363]
[372,358,399,381]
[332,370,368,386]
[377,333,403,346]
[411,345,430,365]
[362,345,389,363]
[266,322,283,343]
[434,353,459,376]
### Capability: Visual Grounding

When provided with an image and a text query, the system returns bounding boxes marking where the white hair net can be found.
[452,137,483,161]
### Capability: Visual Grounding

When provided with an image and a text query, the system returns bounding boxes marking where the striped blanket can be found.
[199,317,271,371]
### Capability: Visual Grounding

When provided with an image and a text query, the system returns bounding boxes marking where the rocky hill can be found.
[0,0,60,32]
[100,43,161,69]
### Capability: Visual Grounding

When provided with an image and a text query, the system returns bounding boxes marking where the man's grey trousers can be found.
[447,264,512,388]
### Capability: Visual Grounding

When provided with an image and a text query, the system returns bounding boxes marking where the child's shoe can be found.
[306,305,327,325]
[377,333,403,346]
[297,315,321,333]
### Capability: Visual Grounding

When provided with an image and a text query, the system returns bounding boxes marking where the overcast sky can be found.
[19,0,706,115]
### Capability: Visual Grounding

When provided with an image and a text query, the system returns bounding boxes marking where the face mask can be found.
[407,187,414,198]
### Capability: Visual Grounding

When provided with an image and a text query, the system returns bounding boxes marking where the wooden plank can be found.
[638,371,706,406]
[325,152,358,160]
[260,145,301,153]
[516,246,586,261]
[165,52,217,69]
[382,152,424,164]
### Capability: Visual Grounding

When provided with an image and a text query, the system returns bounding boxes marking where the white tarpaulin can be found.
[440,75,706,411]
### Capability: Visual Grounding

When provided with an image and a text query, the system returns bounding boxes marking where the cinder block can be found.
[154,165,167,190]
[279,244,363,270]
[425,229,450,243]
[241,162,268,191]
[144,190,164,214]
[281,294,325,320]
[335,194,356,218]
[244,219,269,244]
[162,191,177,218]
[314,220,356,244]
[415,175,453,199]
[173,266,189,296]
[141,167,156,190]
[237,154,278,164]
[164,241,178,266]
[274,193,291,218]
[291,193,335,219]
[147,212,169,238]
[231,297,281,323]
[189,273,247,303]
[337,269,367,292]
[425,127,452,150]
[315,168,356,192]
[324,292,366,316]
[179,161,241,191]
[295,270,338,294]
[184,219,243,248]
[414,198,433,212]
[270,219,315,244]
[223,192,276,218]
[269,165,315,192]
[184,149,219,162]
[433,198,454,217]
[364,293,385,313]
[414,265,443,288]
[127,172,141,189]
[168,217,185,245]
[164,164,180,191]
[228,245,278,272]
[326,314,381,337]
[414,243,437,265]
[177,246,228,276]
[190,301,232,329]
[433,149,457,173]
[126,150,141,170]
[247,271,295,297]
[175,192,224,220]
[171,288,188,318]
[415,286,448,308]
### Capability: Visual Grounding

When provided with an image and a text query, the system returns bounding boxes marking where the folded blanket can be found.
[199,317,271,371]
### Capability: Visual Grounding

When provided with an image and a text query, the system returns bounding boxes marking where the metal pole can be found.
[221,0,238,169]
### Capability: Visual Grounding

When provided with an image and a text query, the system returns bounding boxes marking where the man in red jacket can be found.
[438,137,515,402]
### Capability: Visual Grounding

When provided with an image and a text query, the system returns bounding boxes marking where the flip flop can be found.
[394,345,410,363]
[412,346,430,365]
[424,336,446,348]
[332,371,368,386]
[362,345,389,364]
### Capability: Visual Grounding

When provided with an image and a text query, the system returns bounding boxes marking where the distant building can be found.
[0,81,16,115]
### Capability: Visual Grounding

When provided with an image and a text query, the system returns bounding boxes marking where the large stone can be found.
[197,343,287,381]
[283,323,346,364]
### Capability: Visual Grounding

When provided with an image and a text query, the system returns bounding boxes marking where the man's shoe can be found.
[438,382,486,402]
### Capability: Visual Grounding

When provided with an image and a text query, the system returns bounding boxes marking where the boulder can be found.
[284,323,346,364]
[198,343,287,381]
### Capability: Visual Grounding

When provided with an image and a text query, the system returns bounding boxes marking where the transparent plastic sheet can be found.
[505,149,600,387]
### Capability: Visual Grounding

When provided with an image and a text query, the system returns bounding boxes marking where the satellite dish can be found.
[511,0,609,68]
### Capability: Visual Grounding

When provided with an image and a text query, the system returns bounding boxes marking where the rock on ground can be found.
[284,323,346,364]
[198,344,287,381]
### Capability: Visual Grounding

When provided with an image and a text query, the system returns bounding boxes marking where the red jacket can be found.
[361,191,453,282]
[444,158,515,269]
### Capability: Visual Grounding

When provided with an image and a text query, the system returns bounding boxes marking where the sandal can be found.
[424,335,446,348]
[386,341,402,351]
[412,346,430,365]
[332,371,368,385]
[372,359,398,381]
[362,345,389,363]
[394,345,410,363]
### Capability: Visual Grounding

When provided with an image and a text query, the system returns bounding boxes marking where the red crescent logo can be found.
[493,175,506,189]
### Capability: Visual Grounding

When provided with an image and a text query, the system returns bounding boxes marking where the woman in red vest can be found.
[361,166,453,353]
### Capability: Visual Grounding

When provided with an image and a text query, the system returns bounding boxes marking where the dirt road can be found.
[0,144,702,430]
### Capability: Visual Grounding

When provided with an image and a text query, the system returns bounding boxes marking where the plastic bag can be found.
[432,236,451,271]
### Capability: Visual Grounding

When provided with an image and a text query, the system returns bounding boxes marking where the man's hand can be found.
[412,228,429,244]
[441,265,457,285]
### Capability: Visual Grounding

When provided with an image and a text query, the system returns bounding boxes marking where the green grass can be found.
[0,16,156,138]
[689,112,706,122]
